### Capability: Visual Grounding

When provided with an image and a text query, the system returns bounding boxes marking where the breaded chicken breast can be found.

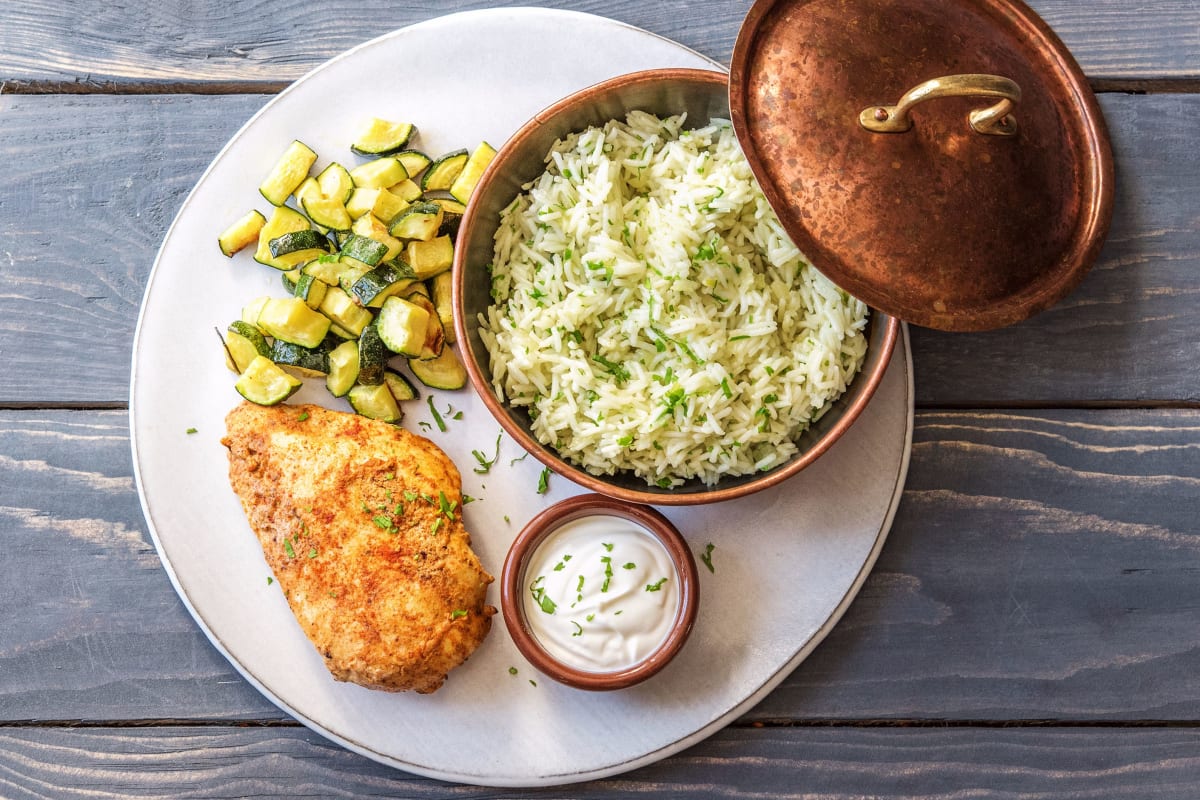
[222,402,494,693]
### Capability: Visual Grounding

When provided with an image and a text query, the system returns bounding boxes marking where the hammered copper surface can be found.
[730,0,1114,331]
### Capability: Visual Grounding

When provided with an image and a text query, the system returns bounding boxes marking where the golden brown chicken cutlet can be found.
[222,401,494,693]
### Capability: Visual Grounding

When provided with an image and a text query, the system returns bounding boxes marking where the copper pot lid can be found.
[729,0,1115,331]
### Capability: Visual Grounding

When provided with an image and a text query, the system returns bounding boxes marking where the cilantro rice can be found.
[479,111,869,488]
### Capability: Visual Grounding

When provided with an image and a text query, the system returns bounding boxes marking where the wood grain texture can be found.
[2,409,1197,723]
[1,724,1200,797]
[0,91,1197,405]
[0,1,1197,85]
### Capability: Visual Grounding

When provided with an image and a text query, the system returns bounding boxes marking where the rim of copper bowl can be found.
[454,67,902,506]
[500,494,700,691]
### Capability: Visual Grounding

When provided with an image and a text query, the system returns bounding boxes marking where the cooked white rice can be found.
[479,111,869,488]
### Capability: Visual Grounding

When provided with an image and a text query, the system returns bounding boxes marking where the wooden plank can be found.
[910,93,1200,405]
[2,408,1198,722]
[0,410,278,721]
[0,1,1196,85]
[0,92,1196,405]
[0,725,1199,797]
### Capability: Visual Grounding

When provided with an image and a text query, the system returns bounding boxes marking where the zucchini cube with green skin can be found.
[345,187,411,223]
[351,214,405,261]
[223,320,270,373]
[388,179,423,204]
[235,356,303,406]
[350,119,416,157]
[253,205,311,269]
[256,297,331,349]
[325,339,360,397]
[350,157,408,189]
[348,382,403,423]
[409,345,467,390]
[316,162,354,204]
[318,287,374,338]
[395,150,432,179]
[420,149,468,192]
[389,202,444,241]
[218,209,266,257]
[376,296,430,357]
[259,140,318,206]
[401,291,445,361]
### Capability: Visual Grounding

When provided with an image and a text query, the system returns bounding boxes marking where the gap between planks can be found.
[1,78,1198,96]
[3,718,1200,729]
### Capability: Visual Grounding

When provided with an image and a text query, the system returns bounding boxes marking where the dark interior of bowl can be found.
[457,69,896,502]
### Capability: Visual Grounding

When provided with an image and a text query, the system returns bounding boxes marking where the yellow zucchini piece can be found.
[256,297,332,349]
[253,205,311,269]
[318,286,374,337]
[408,345,467,390]
[218,209,266,257]
[376,296,430,357]
[259,140,317,206]
[449,141,497,204]
[235,356,303,406]
[404,234,454,279]
[351,214,404,261]
[350,119,416,157]
[350,157,408,189]
[429,271,455,344]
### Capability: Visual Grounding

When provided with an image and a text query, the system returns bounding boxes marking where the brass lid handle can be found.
[859,74,1022,136]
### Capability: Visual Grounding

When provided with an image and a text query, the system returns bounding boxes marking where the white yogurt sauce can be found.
[522,515,680,672]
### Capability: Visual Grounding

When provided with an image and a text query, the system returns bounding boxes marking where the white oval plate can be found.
[130,8,913,787]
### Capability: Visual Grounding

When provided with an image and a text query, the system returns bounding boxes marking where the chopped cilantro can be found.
[185,427,198,435]
[284,540,295,559]
[427,396,447,431]
[471,432,503,474]
[509,666,518,676]
[296,411,309,422]
[646,578,668,592]
[537,467,551,494]
[266,576,274,586]
[701,543,716,573]
[451,609,467,620]
[373,515,393,530]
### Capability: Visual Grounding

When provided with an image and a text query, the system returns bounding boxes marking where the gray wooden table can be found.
[3,1,1199,796]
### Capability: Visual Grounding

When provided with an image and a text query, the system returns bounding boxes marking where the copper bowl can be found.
[453,68,900,506]
[500,494,699,691]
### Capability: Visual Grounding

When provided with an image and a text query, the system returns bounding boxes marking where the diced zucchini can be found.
[242,295,271,327]
[426,197,467,216]
[253,205,311,269]
[235,356,303,406]
[429,271,455,344]
[223,320,270,373]
[317,162,354,204]
[350,157,408,189]
[271,339,330,377]
[348,382,403,423]
[268,229,332,269]
[389,201,444,241]
[218,209,266,257]
[256,297,332,349]
[357,324,388,385]
[409,345,467,390]
[302,253,350,286]
[318,286,374,337]
[325,339,360,397]
[376,296,430,357]
[339,233,390,266]
[351,118,417,157]
[302,193,352,232]
[293,272,328,309]
[420,149,468,192]
[405,234,454,279]
[336,261,374,297]
[259,140,318,206]
[281,269,299,293]
[349,261,414,307]
[449,141,496,204]
[345,187,410,223]
[403,291,445,360]
[388,178,423,204]
[395,150,432,179]
[383,368,419,401]
[351,214,404,261]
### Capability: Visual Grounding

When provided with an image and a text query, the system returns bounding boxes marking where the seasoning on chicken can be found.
[222,402,493,693]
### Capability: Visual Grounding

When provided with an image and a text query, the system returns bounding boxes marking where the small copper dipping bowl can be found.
[501,494,699,691]
[454,68,900,506]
